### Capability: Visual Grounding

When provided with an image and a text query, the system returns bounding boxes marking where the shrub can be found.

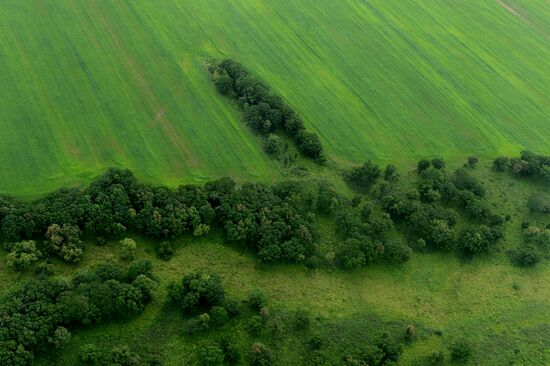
[466,156,479,168]
[427,350,444,365]
[80,343,100,364]
[294,309,311,330]
[527,192,550,214]
[264,134,286,156]
[449,339,471,362]
[156,241,175,261]
[120,238,137,260]
[6,240,41,270]
[248,289,269,310]
[511,246,540,267]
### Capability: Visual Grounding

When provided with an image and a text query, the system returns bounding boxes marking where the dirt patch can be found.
[496,0,522,18]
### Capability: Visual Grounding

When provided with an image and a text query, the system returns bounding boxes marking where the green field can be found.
[1,0,549,197]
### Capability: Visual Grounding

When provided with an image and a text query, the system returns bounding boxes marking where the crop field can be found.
[1,0,549,196]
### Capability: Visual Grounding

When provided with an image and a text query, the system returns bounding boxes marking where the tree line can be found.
[210,59,325,161]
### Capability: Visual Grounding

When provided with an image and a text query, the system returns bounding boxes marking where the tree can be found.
[296,131,324,160]
[120,238,137,261]
[6,240,41,270]
[44,223,83,263]
[431,158,445,170]
[493,156,510,172]
[110,345,141,366]
[250,342,273,366]
[198,343,225,366]
[213,70,234,96]
[384,164,398,182]
[345,161,381,191]
[417,160,430,172]
[80,344,100,365]
[168,272,225,314]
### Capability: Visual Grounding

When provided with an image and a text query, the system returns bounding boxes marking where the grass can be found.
[1,0,549,197]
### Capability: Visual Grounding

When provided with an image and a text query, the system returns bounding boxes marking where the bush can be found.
[511,246,540,267]
[248,289,269,310]
[120,238,137,260]
[264,134,286,156]
[156,241,175,261]
[466,156,479,168]
[168,272,225,314]
[294,309,311,330]
[80,344,100,364]
[449,339,471,362]
[6,240,41,270]
[427,350,444,364]
[527,192,550,214]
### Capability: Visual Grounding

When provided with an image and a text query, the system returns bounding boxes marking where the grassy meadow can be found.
[1,0,549,197]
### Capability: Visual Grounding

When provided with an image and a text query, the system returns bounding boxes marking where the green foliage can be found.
[120,238,137,261]
[198,343,225,366]
[249,342,274,366]
[449,339,472,362]
[0,262,157,365]
[527,193,550,214]
[209,306,229,325]
[80,344,100,365]
[110,345,141,366]
[345,161,382,192]
[6,240,41,270]
[45,223,83,263]
[213,59,324,161]
[248,290,269,310]
[168,272,225,314]
[156,241,175,261]
[510,246,540,267]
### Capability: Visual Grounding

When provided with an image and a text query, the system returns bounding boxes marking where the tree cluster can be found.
[0,169,336,265]
[493,151,550,182]
[212,59,325,161]
[0,261,157,365]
